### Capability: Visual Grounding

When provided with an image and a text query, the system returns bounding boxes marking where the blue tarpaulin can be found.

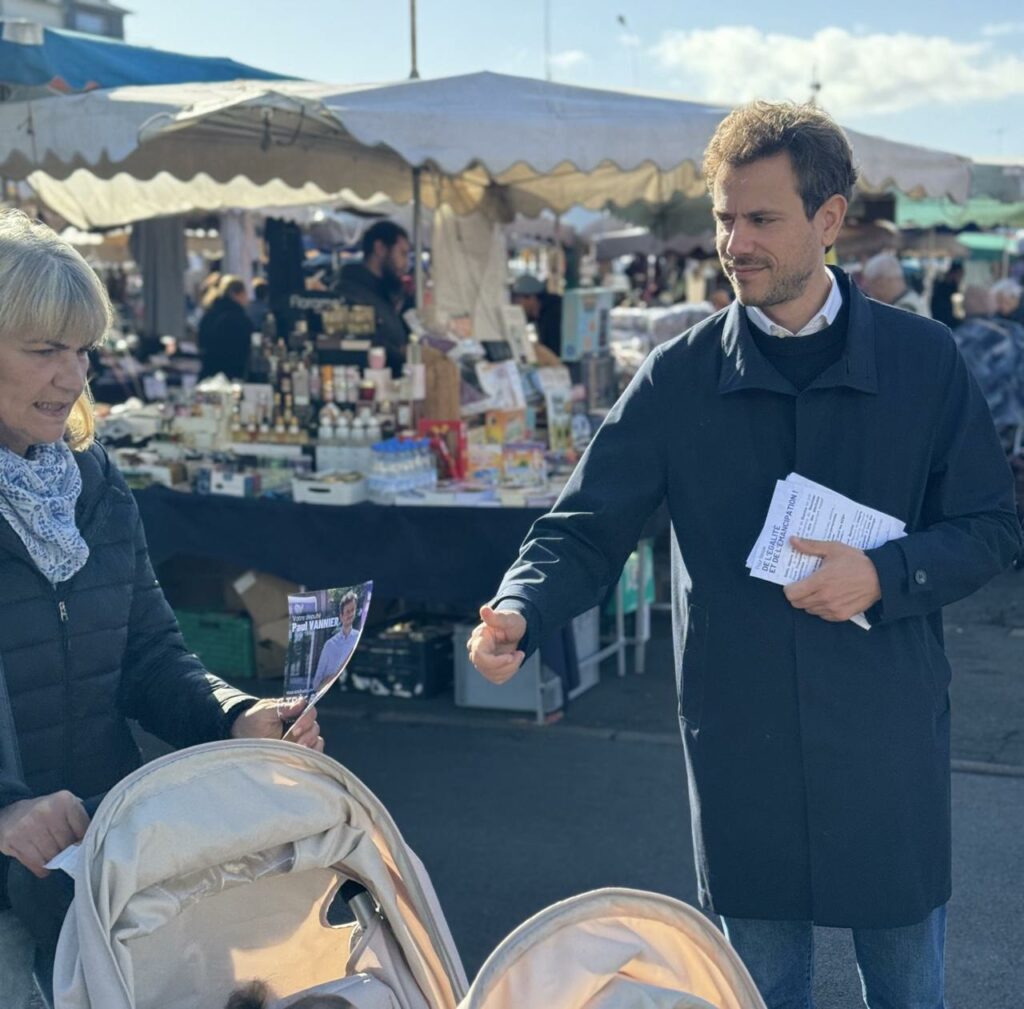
[0,21,289,92]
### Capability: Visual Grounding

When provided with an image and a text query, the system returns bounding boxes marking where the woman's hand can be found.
[0,791,89,878]
[230,698,324,752]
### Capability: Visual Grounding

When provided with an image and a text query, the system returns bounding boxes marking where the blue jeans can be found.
[721,905,946,1009]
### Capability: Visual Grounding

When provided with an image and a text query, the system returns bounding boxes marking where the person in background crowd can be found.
[0,211,324,1007]
[861,252,930,315]
[198,275,253,380]
[469,101,1021,1009]
[199,269,224,311]
[709,284,734,311]
[993,277,1024,328]
[929,259,964,329]
[247,277,272,332]
[953,285,1024,430]
[511,274,563,357]
[333,221,411,372]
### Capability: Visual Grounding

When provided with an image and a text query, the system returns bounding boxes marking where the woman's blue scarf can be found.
[0,441,89,585]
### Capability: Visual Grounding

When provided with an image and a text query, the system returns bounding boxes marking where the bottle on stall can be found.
[246,333,270,383]
[309,351,322,402]
[261,311,277,344]
[292,358,311,409]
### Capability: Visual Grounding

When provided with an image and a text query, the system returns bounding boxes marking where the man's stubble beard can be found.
[726,259,816,309]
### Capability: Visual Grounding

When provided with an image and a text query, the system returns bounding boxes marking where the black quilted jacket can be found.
[0,442,255,815]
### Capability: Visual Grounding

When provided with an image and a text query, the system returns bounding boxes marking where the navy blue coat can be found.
[495,270,1022,927]
[0,443,255,900]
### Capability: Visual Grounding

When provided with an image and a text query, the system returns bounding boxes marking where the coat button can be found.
[914,569,928,585]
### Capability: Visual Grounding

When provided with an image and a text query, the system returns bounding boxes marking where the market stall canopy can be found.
[610,192,715,240]
[0,72,973,226]
[896,162,1024,230]
[954,231,1024,260]
[594,226,715,259]
[0,19,288,96]
[26,169,376,229]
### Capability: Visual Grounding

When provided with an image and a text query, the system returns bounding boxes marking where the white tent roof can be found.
[0,72,971,227]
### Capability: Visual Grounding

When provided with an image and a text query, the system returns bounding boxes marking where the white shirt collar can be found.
[745,269,842,338]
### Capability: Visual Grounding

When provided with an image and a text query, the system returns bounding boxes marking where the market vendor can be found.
[198,275,253,380]
[333,221,411,372]
[0,210,324,1005]
[511,274,563,357]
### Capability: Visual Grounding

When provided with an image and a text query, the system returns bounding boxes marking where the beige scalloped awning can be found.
[0,73,972,228]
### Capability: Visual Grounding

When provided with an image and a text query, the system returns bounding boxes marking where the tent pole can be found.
[409,0,420,80]
[412,166,424,309]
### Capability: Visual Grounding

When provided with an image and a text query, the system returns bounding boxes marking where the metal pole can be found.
[412,167,424,309]
[544,0,552,80]
[410,1,422,306]
[409,0,420,79]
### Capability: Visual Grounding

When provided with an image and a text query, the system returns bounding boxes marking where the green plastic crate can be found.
[174,609,256,679]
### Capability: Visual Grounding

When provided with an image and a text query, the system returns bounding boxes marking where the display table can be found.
[135,487,549,607]
[135,488,666,717]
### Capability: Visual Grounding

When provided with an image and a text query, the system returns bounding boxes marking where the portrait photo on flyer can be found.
[282,580,373,719]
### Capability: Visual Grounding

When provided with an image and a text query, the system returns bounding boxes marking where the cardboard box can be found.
[209,471,261,497]
[233,571,302,630]
[254,633,287,679]
[292,473,367,506]
[258,615,291,649]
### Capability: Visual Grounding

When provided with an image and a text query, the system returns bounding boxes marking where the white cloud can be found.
[651,26,1024,116]
[549,49,589,72]
[980,21,1024,37]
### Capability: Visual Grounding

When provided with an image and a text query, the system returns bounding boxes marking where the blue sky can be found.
[124,0,1024,159]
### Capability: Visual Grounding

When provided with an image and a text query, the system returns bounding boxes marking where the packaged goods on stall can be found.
[485,409,528,444]
[502,441,548,489]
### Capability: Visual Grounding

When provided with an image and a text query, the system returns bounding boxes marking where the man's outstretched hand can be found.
[468,605,527,684]
[783,537,882,622]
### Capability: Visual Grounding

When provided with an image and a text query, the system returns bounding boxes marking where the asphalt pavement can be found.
[319,716,1024,1008]
[305,567,1024,1005]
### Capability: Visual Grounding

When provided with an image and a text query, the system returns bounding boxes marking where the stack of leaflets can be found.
[747,474,906,629]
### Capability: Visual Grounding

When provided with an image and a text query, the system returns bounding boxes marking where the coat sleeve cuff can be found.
[221,695,260,738]
[489,595,542,660]
[864,540,907,624]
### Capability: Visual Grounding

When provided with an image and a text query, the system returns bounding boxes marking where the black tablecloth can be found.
[135,489,669,698]
[135,487,548,609]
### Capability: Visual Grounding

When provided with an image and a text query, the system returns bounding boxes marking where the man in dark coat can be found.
[198,276,253,379]
[929,260,963,330]
[333,221,411,373]
[468,102,1022,1009]
[511,274,564,357]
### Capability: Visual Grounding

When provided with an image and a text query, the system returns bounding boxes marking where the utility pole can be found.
[410,0,420,80]
[617,14,638,88]
[809,65,822,106]
[544,0,552,81]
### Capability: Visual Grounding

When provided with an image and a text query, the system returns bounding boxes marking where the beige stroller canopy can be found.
[51,741,765,1009]
[458,888,766,1009]
[52,740,467,1009]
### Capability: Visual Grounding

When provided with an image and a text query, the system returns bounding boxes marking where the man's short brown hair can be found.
[703,101,858,219]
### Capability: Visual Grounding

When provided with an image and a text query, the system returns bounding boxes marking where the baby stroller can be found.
[50,740,765,1009]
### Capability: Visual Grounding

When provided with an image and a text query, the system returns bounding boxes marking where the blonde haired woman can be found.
[0,211,321,1007]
